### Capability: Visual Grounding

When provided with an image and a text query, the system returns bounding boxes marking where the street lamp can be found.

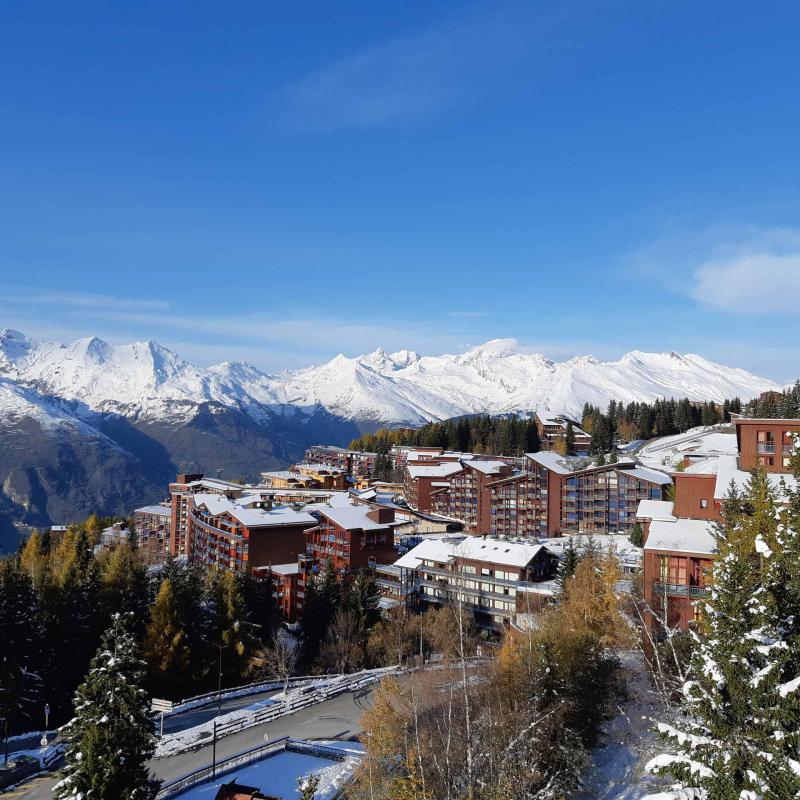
[40,704,50,749]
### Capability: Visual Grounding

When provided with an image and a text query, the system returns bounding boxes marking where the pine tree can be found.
[647,472,794,799]
[54,613,158,800]
[556,537,580,592]
[628,523,644,548]
[0,561,45,736]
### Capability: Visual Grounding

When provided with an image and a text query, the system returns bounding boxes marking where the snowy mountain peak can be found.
[0,330,784,427]
[463,338,521,358]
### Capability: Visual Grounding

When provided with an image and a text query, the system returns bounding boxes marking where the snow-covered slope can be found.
[0,330,781,426]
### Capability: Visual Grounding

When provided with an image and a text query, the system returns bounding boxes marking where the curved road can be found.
[4,687,375,800]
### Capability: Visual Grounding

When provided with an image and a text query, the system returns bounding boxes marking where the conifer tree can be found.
[54,613,158,800]
[647,471,798,799]
[0,561,45,736]
[556,537,580,592]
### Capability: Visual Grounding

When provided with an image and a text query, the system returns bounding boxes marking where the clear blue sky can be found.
[1,1,799,380]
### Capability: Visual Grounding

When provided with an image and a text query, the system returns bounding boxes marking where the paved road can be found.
[4,687,374,800]
[160,688,286,735]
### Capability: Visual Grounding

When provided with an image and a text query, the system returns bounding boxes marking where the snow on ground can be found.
[578,652,671,800]
[636,426,738,471]
[156,669,393,758]
[175,743,364,800]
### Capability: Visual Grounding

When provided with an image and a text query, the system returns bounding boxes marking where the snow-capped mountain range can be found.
[0,330,781,427]
[0,327,783,545]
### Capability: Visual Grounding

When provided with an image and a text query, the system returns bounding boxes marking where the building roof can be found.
[317,504,397,532]
[293,462,347,474]
[395,534,547,571]
[644,518,717,555]
[680,457,721,475]
[467,460,509,475]
[406,462,465,479]
[453,536,545,568]
[193,493,316,528]
[714,455,798,502]
[621,466,672,485]
[393,536,467,569]
[134,504,171,517]
[635,499,676,522]
[270,562,301,576]
[261,470,309,481]
[525,451,576,475]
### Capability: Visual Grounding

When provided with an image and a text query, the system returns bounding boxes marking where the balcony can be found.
[653,582,709,598]
[757,443,776,454]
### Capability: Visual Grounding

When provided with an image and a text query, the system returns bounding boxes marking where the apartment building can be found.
[638,416,800,635]
[167,473,348,558]
[637,500,716,631]
[534,413,592,454]
[302,505,400,576]
[404,450,669,537]
[189,493,316,572]
[291,463,349,490]
[169,473,204,557]
[260,470,318,489]
[133,503,171,565]
[303,445,378,478]
[395,535,558,628]
[430,460,513,532]
[404,461,465,513]
[670,418,800,522]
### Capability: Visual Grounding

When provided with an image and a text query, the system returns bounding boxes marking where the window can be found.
[759,456,774,467]
[700,499,708,509]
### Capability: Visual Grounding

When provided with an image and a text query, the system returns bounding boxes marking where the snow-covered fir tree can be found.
[647,460,800,800]
[54,613,158,800]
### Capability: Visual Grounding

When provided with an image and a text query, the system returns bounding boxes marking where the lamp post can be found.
[40,704,50,749]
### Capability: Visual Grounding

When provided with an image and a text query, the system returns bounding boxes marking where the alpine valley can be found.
[0,328,781,549]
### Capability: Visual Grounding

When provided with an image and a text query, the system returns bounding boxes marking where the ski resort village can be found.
[4,362,800,800]
[4,4,800,800]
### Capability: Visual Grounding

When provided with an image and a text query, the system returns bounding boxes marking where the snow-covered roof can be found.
[317,505,397,532]
[270,562,301,576]
[193,493,316,528]
[406,462,465,479]
[261,470,310,481]
[395,534,547,570]
[681,457,721,475]
[543,534,643,563]
[466,460,509,475]
[644,518,717,555]
[134,504,171,516]
[393,536,467,569]
[526,451,575,475]
[454,536,545,568]
[714,455,798,502]
[621,466,672,485]
[635,499,676,521]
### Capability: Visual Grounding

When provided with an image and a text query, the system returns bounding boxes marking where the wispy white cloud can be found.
[280,4,563,130]
[0,289,170,311]
[631,226,800,315]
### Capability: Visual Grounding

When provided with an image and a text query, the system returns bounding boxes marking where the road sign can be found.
[151,698,174,713]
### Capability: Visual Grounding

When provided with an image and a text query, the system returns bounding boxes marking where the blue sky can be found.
[1,1,799,380]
